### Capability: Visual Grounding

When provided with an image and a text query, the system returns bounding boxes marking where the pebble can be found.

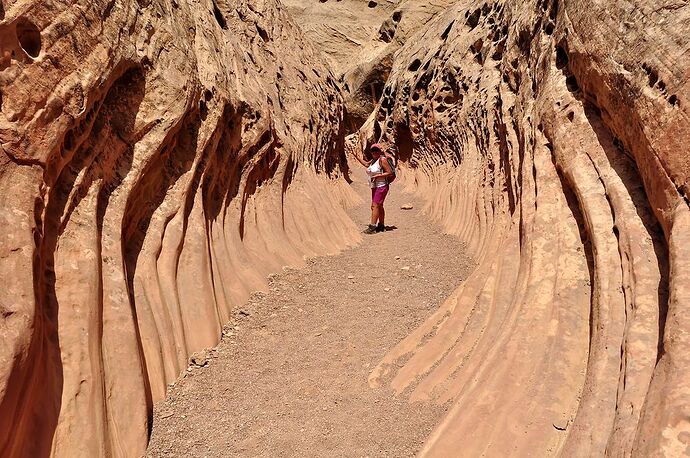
[553,421,568,431]
[395,256,400,260]
[401,204,413,210]
[347,275,355,279]
[401,266,410,271]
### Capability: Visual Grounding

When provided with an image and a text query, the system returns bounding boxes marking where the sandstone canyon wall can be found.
[283,0,456,131]
[361,0,690,455]
[0,0,359,456]
[2,0,689,456]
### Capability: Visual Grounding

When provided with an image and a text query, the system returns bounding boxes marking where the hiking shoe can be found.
[363,224,377,234]
[376,223,385,232]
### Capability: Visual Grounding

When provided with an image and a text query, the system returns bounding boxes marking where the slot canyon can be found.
[0,0,688,456]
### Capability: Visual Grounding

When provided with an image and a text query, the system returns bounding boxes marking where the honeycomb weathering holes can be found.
[16,18,42,58]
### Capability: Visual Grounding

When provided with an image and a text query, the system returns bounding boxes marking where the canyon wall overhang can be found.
[0,0,359,456]
[362,0,690,455]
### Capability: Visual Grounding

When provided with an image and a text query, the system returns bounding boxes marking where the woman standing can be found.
[352,143,395,234]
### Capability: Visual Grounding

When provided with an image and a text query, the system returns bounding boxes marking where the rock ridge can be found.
[358,0,690,455]
[0,0,358,456]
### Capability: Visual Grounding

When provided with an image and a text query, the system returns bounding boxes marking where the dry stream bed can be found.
[147,175,472,457]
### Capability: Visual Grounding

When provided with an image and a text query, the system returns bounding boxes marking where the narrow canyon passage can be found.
[146,172,472,457]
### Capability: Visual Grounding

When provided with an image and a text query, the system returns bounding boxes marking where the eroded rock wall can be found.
[283,0,454,131]
[362,0,690,455]
[0,0,358,456]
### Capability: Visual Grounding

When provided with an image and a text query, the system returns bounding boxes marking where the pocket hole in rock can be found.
[565,75,579,92]
[408,59,421,72]
[470,38,483,54]
[441,21,454,40]
[368,1,377,7]
[392,11,402,22]
[63,129,76,151]
[466,9,481,29]
[668,95,679,107]
[549,0,559,22]
[555,45,568,69]
[16,18,42,58]
[657,80,666,93]
[212,1,227,30]
[256,24,269,42]
[642,63,658,87]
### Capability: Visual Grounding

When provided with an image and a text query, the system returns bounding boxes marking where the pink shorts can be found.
[371,185,389,204]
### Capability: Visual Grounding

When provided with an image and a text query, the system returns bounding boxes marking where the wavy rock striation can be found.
[0,0,358,456]
[362,0,690,455]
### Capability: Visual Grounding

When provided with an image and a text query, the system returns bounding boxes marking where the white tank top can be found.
[367,158,388,188]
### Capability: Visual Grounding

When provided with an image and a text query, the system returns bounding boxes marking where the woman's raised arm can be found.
[350,148,370,167]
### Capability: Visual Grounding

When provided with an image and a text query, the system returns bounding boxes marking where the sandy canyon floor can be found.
[146,172,472,457]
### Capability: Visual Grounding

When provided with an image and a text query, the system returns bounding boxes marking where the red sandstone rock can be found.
[362,0,690,455]
[2,0,690,456]
[0,0,358,456]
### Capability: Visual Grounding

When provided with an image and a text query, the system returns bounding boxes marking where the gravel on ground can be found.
[146,171,472,457]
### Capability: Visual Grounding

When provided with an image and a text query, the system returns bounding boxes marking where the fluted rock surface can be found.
[0,0,358,456]
[362,0,690,455]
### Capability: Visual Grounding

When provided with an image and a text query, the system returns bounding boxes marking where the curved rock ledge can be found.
[0,1,358,456]
[361,0,689,455]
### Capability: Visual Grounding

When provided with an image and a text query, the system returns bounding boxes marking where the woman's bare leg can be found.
[370,203,380,225]
[378,205,385,226]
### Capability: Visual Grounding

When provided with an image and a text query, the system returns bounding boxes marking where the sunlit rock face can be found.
[362,0,690,455]
[0,0,358,456]
[282,0,454,132]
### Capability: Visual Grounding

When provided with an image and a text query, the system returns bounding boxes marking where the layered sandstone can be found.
[0,0,358,456]
[360,0,690,455]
